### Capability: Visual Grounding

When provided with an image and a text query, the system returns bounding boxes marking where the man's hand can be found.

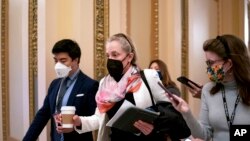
[56,126,74,133]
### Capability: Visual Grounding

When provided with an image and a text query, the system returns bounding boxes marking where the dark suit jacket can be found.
[23,71,99,141]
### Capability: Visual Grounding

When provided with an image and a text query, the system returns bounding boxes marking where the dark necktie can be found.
[56,77,70,112]
[56,77,71,141]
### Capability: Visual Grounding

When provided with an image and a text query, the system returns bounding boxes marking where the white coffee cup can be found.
[60,106,76,128]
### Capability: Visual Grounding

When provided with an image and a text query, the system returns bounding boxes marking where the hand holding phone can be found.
[157,82,179,104]
[177,76,201,89]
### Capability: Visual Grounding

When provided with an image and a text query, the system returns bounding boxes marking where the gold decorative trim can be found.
[181,0,189,101]
[150,0,159,60]
[1,0,9,140]
[28,0,37,123]
[94,0,109,80]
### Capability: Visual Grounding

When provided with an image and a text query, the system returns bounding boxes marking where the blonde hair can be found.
[106,33,137,65]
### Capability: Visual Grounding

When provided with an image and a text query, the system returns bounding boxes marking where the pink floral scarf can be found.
[96,66,142,113]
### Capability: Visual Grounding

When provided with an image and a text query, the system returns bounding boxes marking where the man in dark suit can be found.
[23,39,99,141]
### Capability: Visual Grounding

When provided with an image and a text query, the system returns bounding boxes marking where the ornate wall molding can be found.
[28,0,37,123]
[1,0,9,140]
[181,0,189,101]
[94,0,109,80]
[150,0,159,60]
[1,0,37,139]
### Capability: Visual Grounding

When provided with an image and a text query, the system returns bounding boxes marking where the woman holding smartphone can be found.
[168,35,250,141]
[177,76,202,98]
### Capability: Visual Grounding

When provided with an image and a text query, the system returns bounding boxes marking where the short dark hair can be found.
[52,39,81,63]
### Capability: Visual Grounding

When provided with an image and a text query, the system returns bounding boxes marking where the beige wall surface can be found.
[0,0,247,140]
[109,0,127,35]
[188,0,216,118]
[8,0,29,140]
[46,0,95,84]
[129,0,151,69]
[159,0,182,89]
[38,0,47,140]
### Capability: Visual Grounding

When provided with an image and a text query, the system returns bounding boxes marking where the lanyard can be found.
[221,86,240,129]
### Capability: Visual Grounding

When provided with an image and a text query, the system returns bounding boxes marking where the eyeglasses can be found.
[205,59,223,66]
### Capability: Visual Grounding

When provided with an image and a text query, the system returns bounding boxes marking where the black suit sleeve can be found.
[22,80,57,141]
[22,95,51,141]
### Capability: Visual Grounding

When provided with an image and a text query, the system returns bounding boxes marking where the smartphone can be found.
[177,76,201,89]
[157,82,179,104]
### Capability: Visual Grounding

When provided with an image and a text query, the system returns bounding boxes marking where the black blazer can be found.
[23,71,99,141]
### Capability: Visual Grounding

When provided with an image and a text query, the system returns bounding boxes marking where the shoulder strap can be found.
[140,70,155,106]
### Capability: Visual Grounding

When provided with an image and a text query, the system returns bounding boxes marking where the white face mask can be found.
[54,62,72,78]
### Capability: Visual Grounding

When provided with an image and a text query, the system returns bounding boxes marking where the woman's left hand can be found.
[187,82,203,99]
[133,120,154,135]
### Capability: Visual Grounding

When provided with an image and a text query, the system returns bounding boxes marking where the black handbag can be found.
[140,70,191,140]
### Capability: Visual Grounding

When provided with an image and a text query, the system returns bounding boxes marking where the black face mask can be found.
[107,59,124,82]
[157,71,163,80]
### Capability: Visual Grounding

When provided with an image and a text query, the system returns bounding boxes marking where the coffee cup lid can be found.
[61,106,76,111]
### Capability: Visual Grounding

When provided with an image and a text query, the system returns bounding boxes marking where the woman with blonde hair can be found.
[56,33,190,141]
